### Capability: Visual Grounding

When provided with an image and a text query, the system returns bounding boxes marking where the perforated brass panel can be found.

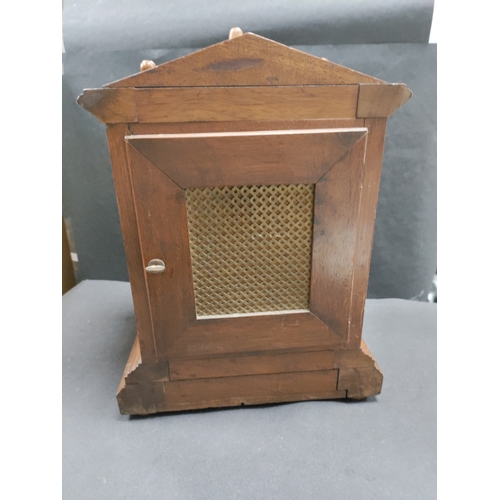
[185,184,315,317]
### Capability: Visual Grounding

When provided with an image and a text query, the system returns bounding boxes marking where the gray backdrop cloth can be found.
[62,2,436,300]
[63,0,434,50]
[63,280,437,499]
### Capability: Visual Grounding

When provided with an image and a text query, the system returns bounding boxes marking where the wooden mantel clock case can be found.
[78,30,411,415]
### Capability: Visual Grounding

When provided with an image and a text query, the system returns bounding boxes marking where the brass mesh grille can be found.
[185,184,315,317]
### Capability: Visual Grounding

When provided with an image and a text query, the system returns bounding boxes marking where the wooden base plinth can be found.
[117,336,382,415]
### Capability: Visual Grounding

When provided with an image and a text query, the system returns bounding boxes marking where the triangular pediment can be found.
[105,32,384,88]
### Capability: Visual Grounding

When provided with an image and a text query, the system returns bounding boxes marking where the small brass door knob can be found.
[145,259,165,274]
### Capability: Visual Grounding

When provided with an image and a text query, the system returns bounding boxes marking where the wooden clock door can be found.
[125,127,368,363]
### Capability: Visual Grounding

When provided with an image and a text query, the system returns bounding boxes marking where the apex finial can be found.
[140,60,157,72]
[229,27,243,40]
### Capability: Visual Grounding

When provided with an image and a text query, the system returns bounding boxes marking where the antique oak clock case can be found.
[78,30,411,415]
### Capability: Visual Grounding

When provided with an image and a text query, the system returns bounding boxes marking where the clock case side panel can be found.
[108,119,388,415]
[348,118,388,348]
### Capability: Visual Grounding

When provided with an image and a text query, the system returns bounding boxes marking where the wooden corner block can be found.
[337,367,383,399]
[336,341,383,399]
[77,88,137,123]
[357,83,412,118]
[117,382,166,415]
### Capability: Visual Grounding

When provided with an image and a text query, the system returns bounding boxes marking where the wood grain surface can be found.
[165,312,344,360]
[135,86,358,122]
[347,118,388,348]
[78,85,358,123]
[126,128,367,188]
[357,83,412,118]
[168,351,336,381]
[118,369,345,414]
[309,134,368,341]
[105,33,384,88]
